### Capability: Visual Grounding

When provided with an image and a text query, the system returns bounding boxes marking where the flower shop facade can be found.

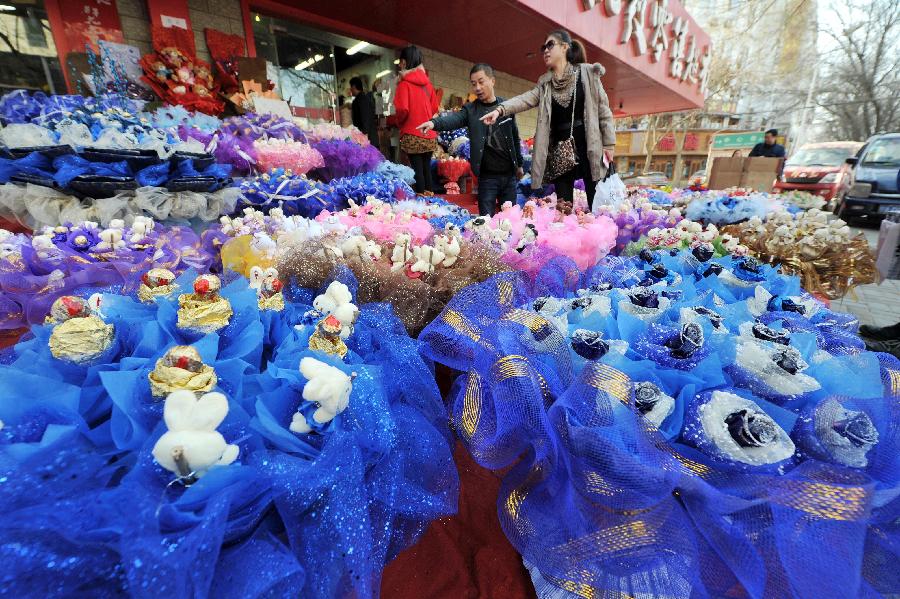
[11,0,709,135]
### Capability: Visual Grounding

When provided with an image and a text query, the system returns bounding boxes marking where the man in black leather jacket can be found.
[418,63,524,215]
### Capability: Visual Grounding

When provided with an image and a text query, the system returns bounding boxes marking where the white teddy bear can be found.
[490,227,510,252]
[341,234,374,261]
[108,219,125,230]
[313,281,359,339]
[516,224,538,252]
[411,244,446,274]
[390,232,414,272]
[151,390,239,479]
[251,231,277,258]
[290,357,355,434]
[31,234,60,260]
[129,216,155,243]
[95,228,126,251]
[433,234,461,267]
[444,223,463,244]
[467,217,492,242]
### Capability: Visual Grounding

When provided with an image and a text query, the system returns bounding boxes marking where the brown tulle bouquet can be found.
[722,209,877,299]
[277,229,510,335]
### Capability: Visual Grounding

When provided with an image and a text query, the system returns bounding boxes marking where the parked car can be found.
[773,141,863,204]
[622,171,670,186]
[835,133,900,221]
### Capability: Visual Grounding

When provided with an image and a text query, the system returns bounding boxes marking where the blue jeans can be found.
[477,174,517,216]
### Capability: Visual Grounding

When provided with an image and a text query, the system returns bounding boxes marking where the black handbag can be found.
[545,70,579,182]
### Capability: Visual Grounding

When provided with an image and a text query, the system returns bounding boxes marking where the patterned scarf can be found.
[550,63,578,108]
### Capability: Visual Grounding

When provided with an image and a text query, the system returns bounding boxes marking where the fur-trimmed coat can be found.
[499,62,616,189]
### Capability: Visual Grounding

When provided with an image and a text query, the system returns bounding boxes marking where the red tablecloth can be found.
[380,441,536,599]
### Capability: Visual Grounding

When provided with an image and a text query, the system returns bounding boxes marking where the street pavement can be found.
[831,224,900,328]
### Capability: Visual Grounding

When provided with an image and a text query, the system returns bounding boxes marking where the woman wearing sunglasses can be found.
[481,30,616,210]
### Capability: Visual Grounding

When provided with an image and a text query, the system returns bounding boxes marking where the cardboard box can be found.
[707,157,781,191]
[742,157,780,192]
[707,157,744,190]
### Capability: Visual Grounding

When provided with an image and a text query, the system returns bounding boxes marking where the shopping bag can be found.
[592,164,627,213]
[875,216,900,280]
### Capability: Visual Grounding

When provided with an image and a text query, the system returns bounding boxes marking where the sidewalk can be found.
[830,226,900,328]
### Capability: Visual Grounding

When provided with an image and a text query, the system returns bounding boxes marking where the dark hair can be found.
[349,76,363,91]
[547,29,587,64]
[766,128,778,136]
[470,63,494,78]
[399,45,423,69]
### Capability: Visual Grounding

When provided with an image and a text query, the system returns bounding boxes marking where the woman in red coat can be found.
[389,45,440,194]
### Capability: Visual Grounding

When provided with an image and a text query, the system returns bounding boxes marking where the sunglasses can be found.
[540,40,562,53]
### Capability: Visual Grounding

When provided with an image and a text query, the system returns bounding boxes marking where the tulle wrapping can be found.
[253,139,324,175]
[316,205,437,244]
[0,181,237,229]
[0,222,221,329]
[277,237,511,336]
[236,170,333,217]
[419,248,900,598]
[472,202,618,272]
[0,268,457,598]
[684,192,784,225]
[310,139,384,181]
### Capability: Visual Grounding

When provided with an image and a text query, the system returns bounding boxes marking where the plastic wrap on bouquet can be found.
[0,266,457,599]
[310,139,384,181]
[325,172,415,207]
[235,170,333,217]
[253,139,324,175]
[304,122,368,145]
[220,113,306,142]
[0,220,221,330]
[684,191,783,225]
[419,249,900,599]
[375,160,416,185]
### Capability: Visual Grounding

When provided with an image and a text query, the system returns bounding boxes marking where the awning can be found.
[250,0,710,116]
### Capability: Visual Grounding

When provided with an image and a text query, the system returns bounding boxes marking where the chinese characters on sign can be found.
[683,132,699,151]
[581,0,710,95]
[60,0,124,52]
[657,133,676,151]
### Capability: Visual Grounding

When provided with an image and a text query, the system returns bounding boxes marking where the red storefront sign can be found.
[45,0,125,91]
[46,0,124,54]
[657,133,676,151]
[683,132,699,151]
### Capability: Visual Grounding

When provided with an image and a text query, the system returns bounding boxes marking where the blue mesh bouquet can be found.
[0,269,457,598]
[420,247,900,599]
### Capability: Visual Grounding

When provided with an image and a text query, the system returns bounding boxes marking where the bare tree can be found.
[817,0,900,140]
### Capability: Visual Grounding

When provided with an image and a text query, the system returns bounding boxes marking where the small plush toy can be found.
[390,232,414,273]
[152,390,239,479]
[312,281,359,339]
[289,357,355,434]
[433,234,460,267]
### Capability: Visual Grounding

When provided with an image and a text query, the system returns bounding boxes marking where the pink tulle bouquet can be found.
[253,139,324,175]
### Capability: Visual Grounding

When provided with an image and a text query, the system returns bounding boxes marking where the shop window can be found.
[664,162,674,178]
[252,13,395,126]
[0,1,66,93]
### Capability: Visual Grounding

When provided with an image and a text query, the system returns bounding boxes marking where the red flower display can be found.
[140,40,224,115]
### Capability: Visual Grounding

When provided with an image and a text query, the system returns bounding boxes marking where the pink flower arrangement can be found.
[253,139,325,175]
[305,123,370,146]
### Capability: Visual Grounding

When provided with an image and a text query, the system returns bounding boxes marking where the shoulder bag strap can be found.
[568,70,578,140]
